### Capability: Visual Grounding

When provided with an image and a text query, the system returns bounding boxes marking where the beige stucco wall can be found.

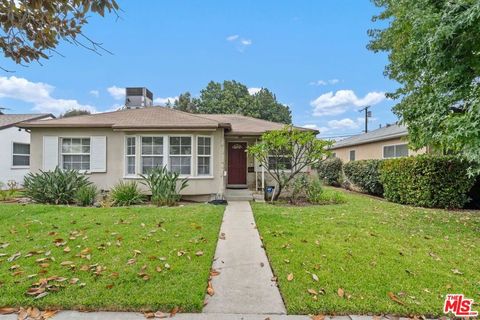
[30,127,225,198]
[331,137,427,163]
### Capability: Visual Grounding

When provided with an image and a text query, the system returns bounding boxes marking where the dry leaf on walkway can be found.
[311,315,325,320]
[154,311,167,318]
[287,273,294,281]
[170,306,179,317]
[210,269,220,277]
[144,311,155,318]
[337,288,345,298]
[388,291,406,305]
[43,310,58,319]
[207,281,214,296]
[0,307,17,314]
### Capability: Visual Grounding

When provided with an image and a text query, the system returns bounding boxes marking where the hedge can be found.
[317,157,343,186]
[380,155,475,209]
[343,160,384,196]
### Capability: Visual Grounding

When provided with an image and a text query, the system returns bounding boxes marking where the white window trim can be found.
[382,143,409,159]
[349,149,356,161]
[123,134,215,179]
[168,134,193,177]
[267,155,293,172]
[196,135,213,176]
[11,141,30,169]
[140,135,167,175]
[124,136,138,177]
[60,137,91,172]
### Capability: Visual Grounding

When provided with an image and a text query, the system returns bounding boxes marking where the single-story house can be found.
[19,107,314,201]
[0,112,53,188]
[330,123,428,163]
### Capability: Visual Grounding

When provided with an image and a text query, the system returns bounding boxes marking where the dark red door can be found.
[228,142,247,185]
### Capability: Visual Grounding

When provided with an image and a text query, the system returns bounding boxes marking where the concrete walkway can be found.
[203,201,287,315]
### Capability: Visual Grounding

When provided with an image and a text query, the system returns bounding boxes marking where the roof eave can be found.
[331,132,408,149]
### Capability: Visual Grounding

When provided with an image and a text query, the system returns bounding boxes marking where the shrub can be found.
[288,174,309,204]
[23,167,91,204]
[0,181,17,201]
[317,157,343,186]
[140,166,188,206]
[110,181,144,206]
[380,155,476,208]
[306,176,324,204]
[343,160,384,196]
[75,185,98,206]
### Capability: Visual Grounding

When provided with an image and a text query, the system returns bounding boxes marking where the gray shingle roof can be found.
[0,113,53,130]
[331,123,408,149]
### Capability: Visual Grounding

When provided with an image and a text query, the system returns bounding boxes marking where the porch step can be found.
[225,189,254,201]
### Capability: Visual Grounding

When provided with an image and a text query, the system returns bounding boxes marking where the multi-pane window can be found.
[383,144,408,158]
[349,150,356,161]
[126,137,136,175]
[141,137,164,174]
[197,136,212,175]
[268,156,292,170]
[62,138,90,170]
[170,136,192,175]
[12,143,30,167]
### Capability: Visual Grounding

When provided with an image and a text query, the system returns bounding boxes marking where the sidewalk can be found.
[203,201,287,315]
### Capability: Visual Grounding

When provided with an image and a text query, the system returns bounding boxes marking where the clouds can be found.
[89,90,99,97]
[226,34,252,52]
[309,79,340,86]
[153,96,178,106]
[107,86,125,100]
[248,87,261,95]
[0,76,96,114]
[310,90,385,116]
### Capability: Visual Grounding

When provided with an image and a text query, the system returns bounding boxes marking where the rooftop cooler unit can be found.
[125,87,153,108]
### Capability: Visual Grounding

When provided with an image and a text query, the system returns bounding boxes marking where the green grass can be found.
[252,188,480,317]
[0,203,224,312]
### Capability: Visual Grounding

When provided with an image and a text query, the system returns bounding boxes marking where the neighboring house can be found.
[19,107,314,201]
[0,113,53,188]
[330,123,428,163]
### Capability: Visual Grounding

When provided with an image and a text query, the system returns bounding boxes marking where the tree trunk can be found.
[273,184,283,201]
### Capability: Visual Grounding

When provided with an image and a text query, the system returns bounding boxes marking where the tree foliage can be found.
[60,109,91,118]
[172,80,292,124]
[0,0,118,67]
[368,0,480,173]
[247,126,331,200]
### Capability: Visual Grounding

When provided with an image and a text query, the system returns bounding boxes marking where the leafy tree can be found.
[60,109,91,118]
[368,0,480,173]
[0,0,118,68]
[172,80,292,124]
[173,92,200,113]
[247,125,331,200]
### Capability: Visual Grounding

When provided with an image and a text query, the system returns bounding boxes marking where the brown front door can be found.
[228,142,247,185]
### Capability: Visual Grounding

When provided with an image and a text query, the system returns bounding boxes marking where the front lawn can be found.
[0,203,224,312]
[252,189,480,317]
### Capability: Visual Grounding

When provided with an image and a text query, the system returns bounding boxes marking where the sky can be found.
[0,1,398,138]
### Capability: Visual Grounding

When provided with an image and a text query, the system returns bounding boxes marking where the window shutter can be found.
[43,136,59,170]
[90,136,107,172]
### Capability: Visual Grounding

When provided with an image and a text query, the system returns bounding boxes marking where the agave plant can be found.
[23,167,91,204]
[140,166,189,206]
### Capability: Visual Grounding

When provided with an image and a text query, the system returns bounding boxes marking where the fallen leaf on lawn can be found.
[164,263,170,269]
[127,259,136,265]
[9,264,20,270]
[106,284,114,289]
[134,250,142,257]
[451,268,463,275]
[312,273,319,282]
[287,273,294,281]
[7,252,21,262]
[207,281,214,296]
[34,292,49,299]
[39,263,50,268]
[0,242,9,249]
[170,306,179,317]
[0,307,18,315]
[307,288,318,295]
[70,278,80,284]
[60,261,73,266]
[195,251,204,256]
[63,246,71,253]
[337,288,345,298]
[156,266,162,273]
[388,291,406,305]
